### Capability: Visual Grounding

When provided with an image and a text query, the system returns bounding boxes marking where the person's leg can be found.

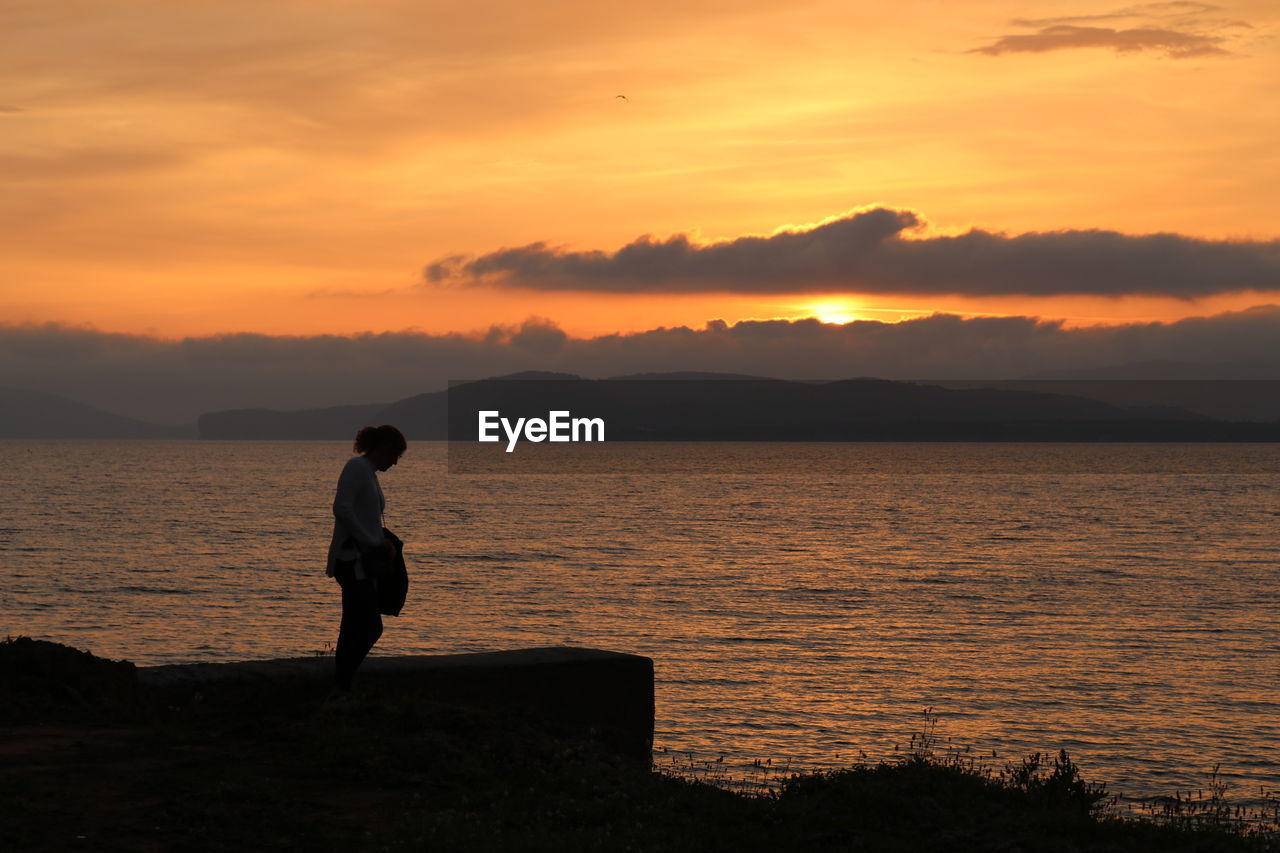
[366,609,384,662]
[334,566,382,691]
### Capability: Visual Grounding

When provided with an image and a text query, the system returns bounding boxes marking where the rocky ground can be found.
[2,637,1273,852]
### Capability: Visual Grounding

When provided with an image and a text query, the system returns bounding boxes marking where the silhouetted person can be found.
[326,424,406,698]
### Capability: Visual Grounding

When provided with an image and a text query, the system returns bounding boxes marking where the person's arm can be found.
[332,459,384,551]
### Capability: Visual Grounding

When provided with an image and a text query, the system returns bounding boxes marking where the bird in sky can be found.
[615,94,628,101]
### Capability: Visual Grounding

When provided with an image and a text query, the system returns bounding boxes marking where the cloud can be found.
[4,308,1280,423]
[969,24,1228,58]
[507,316,569,353]
[1012,2,1225,28]
[425,206,1280,298]
[0,0,788,156]
[971,2,1246,58]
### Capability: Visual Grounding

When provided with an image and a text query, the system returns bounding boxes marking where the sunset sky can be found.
[3,0,1279,420]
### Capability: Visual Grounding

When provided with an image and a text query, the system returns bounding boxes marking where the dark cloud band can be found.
[5,307,1279,423]
[425,207,1280,297]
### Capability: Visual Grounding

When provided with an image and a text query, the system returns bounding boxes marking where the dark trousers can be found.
[334,563,383,690]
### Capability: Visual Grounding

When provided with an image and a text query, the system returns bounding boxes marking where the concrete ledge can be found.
[140,647,655,761]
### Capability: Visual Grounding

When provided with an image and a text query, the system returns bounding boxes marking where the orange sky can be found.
[2,0,1278,339]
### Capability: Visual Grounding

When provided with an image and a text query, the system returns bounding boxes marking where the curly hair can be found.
[353,424,407,455]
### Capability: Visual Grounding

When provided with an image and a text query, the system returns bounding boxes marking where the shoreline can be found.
[7,634,1276,806]
[3,637,1275,851]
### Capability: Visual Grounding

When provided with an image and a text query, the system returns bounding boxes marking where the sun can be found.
[804,300,860,325]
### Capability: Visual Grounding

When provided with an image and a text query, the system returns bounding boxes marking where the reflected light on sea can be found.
[1,440,1277,804]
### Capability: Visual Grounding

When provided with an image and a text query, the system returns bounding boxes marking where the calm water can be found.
[2,441,1277,804]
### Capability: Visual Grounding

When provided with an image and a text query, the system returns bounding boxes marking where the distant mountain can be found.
[0,387,194,439]
[937,377,1280,422]
[444,376,1244,441]
[197,403,385,440]
[483,371,583,381]
[1020,360,1280,380]
[195,375,1280,441]
[609,371,775,381]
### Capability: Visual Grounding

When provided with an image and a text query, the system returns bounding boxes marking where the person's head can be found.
[354,424,407,471]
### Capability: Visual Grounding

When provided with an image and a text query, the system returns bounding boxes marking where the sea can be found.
[2,440,1277,807]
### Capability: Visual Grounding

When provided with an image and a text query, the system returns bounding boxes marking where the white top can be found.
[325,454,385,578]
